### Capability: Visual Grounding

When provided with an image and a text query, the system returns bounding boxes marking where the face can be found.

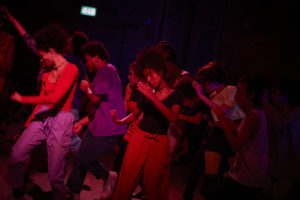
[128,68,138,86]
[182,97,194,108]
[271,87,288,106]
[143,69,163,89]
[84,53,95,73]
[235,82,251,109]
[38,50,54,68]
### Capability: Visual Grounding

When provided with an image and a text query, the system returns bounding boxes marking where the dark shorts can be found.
[204,126,235,158]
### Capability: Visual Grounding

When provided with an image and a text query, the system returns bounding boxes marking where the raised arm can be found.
[178,112,203,125]
[2,6,38,55]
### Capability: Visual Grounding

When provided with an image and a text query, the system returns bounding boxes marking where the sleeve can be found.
[129,88,143,102]
[21,63,79,104]
[22,33,38,56]
[92,67,113,96]
[223,86,237,108]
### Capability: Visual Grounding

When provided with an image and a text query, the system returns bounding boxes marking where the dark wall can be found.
[2,0,299,94]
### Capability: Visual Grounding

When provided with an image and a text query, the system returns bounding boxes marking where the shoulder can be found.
[65,62,79,75]
[97,64,117,76]
[224,85,236,93]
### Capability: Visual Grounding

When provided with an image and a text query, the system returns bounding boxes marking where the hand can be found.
[137,82,154,99]
[110,109,118,122]
[192,81,204,97]
[111,109,123,125]
[10,91,22,103]
[1,6,14,22]
[80,80,91,94]
[73,122,83,134]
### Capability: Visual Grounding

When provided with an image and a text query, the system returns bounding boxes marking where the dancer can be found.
[66,41,127,200]
[8,24,78,200]
[193,61,245,199]
[111,46,182,200]
[215,73,269,200]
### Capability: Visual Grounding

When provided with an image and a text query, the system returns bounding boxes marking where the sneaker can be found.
[132,184,142,196]
[101,171,118,199]
[131,190,146,200]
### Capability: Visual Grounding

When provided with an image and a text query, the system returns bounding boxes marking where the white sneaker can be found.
[101,171,118,199]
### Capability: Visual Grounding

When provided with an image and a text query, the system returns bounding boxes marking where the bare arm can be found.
[80,80,101,105]
[218,110,259,152]
[2,6,38,55]
[111,107,142,125]
[73,116,90,134]
[2,6,27,36]
[124,84,132,113]
[178,112,203,125]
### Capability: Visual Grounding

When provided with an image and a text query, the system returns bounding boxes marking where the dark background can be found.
[2,0,299,94]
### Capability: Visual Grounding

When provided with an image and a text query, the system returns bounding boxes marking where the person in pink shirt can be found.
[7,24,78,200]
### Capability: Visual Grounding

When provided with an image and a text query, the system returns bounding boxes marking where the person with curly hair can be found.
[111,46,182,200]
[7,24,78,200]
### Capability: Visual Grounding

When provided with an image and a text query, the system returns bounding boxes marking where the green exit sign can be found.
[80,6,97,17]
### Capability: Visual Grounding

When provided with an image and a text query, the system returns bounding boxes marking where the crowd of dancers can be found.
[1,5,299,200]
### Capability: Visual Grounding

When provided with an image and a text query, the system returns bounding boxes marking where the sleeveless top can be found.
[229,109,268,188]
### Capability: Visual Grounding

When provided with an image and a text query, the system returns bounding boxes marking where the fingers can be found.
[73,122,82,134]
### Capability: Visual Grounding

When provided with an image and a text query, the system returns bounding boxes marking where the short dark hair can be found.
[195,61,225,84]
[135,46,166,82]
[238,72,269,107]
[82,41,110,61]
[175,80,197,99]
[273,76,300,106]
[71,31,88,57]
[34,23,68,54]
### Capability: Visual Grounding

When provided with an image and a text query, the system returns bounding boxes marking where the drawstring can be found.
[144,135,159,142]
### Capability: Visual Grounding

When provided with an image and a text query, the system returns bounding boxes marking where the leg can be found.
[204,151,222,174]
[183,145,205,200]
[67,129,122,193]
[112,130,149,200]
[112,138,128,174]
[7,121,46,194]
[143,135,170,200]
[46,112,73,200]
